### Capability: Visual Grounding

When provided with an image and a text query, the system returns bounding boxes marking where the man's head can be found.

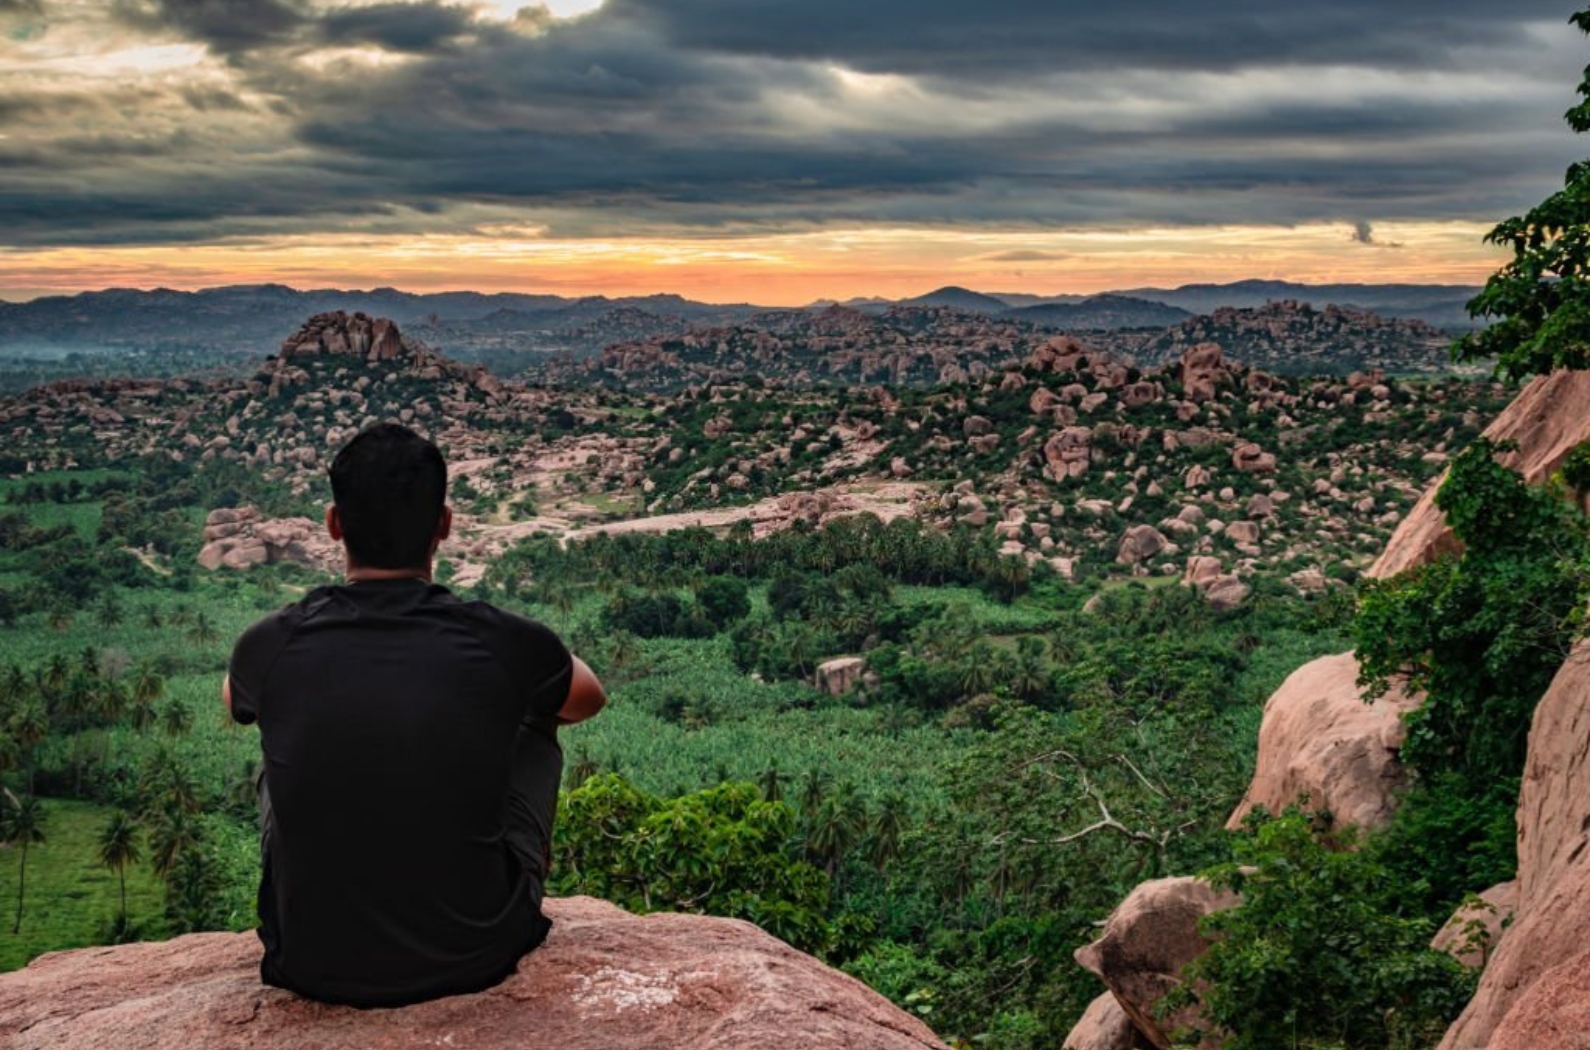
[327,423,449,572]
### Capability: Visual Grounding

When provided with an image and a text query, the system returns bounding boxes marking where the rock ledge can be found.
[0,896,946,1050]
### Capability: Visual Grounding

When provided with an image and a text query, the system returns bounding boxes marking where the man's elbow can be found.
[557,656,607,726]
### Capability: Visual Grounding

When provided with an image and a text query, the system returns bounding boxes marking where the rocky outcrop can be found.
[1073,877,1238,1050]
[1226,653,1420,832]
[1044,427,1093,481]
[1116,525,1168,566]
[1431,880,1516,970]
[1178,344,1226,403]
[264,312,505,401]
[0,896,947,1050]
[1371,368,1590,579]
[814,656,867,696]
[197,506,340,575]
[1439,641,1590,1050]
[1064,992,1152,1050]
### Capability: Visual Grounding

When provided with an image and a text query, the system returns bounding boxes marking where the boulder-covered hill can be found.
[0,314,1510,597]
[1088,300,1456,377]
[0,896,948,1050]
[538,299,1456,394]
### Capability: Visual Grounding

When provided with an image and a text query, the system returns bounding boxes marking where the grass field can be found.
[0,798,167,971]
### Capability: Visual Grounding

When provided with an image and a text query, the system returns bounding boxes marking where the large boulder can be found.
[1073,877,1237,1050]
[1044,427,1094,481]
[1116,525,1168,566]
[1179,344,1226,403]
[1483,950,1590,1050]
[0,897,947,1050]
[1371,368,1590,580]
[1064,992,1152,1050]
[1439,639,1590,1050]
[197,507,340,576]
[1226,653,1420,832]
[814,656,867,696]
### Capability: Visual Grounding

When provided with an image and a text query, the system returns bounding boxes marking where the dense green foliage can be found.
[553,775,841,954]
[1355,438,1588,910]
[1181,812,1476,1050]
[1457,10,1590,380]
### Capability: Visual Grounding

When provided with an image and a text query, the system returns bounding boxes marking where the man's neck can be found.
[345,565,431,583]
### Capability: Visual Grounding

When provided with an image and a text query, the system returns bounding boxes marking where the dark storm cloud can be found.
[110,0,313,55]
[316,3,476,52]
[602,0,1572,77]
[5,0,1588,247]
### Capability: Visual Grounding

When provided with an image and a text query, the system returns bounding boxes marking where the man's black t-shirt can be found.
[227,579,572,1007]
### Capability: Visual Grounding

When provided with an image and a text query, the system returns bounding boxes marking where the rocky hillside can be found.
[0,314,1510,602]
[1100,300,1454,376]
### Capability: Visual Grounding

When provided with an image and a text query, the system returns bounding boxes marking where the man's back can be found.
[228,578,572,1007]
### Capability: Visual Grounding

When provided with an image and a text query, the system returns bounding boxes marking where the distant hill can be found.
[896,286,1014,312]
[0,285,764,363]
[1115,280,1482,329]
[1005,295,1191,330]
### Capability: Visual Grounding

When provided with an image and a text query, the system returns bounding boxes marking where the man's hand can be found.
[557,656,607,726]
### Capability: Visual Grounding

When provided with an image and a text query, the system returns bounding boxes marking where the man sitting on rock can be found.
[222,422,606,1007]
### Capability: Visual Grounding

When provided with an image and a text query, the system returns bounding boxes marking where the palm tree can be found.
[187,613,218,645]
[5,794,47,934]
[1010,636,1052,703]
[145,807,201,880]
[94,593,124,629]
[758,762,784,804]
[128,661,164,732]
[868,792,910,875]
[797,768,831,818]
[159,700,194,738]
[98,810,141,923]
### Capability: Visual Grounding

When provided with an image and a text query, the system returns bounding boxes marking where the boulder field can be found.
[0,896,947,1050]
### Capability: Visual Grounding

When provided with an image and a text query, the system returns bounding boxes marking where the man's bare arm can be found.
[222,675,234,716]
[557,655,607,726]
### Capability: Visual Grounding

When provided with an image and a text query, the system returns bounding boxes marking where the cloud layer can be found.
[2,0,1585,249]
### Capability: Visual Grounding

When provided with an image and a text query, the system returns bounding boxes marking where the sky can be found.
[1,0,1587,305]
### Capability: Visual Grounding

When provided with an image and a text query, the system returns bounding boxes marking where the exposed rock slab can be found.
[0,896,946,1050]
[1226,652,1420,832]
[1439,641,1590,1050]
[1484,949,1590,1050]
[1073,877,1237,1050]
[1371,368,1590,580]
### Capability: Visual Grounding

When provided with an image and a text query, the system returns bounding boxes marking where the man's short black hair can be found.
[329,423,447,570]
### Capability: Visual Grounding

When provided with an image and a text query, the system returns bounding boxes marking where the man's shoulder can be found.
[445,594,564,646]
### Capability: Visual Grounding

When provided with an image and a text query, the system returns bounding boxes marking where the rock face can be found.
[197,506,340,575]
[1064,992,1152,1050]
[1439,641,1590,1050]
[1226,653,1420,832]
[1371,368,1590,580]
[1431,880,1516,970]
[1484,950,1590,1050]
[0,896,947,1050]
[1073,877,1238,1050]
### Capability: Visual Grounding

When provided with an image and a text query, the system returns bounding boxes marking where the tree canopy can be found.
[1458,9,1590,381]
